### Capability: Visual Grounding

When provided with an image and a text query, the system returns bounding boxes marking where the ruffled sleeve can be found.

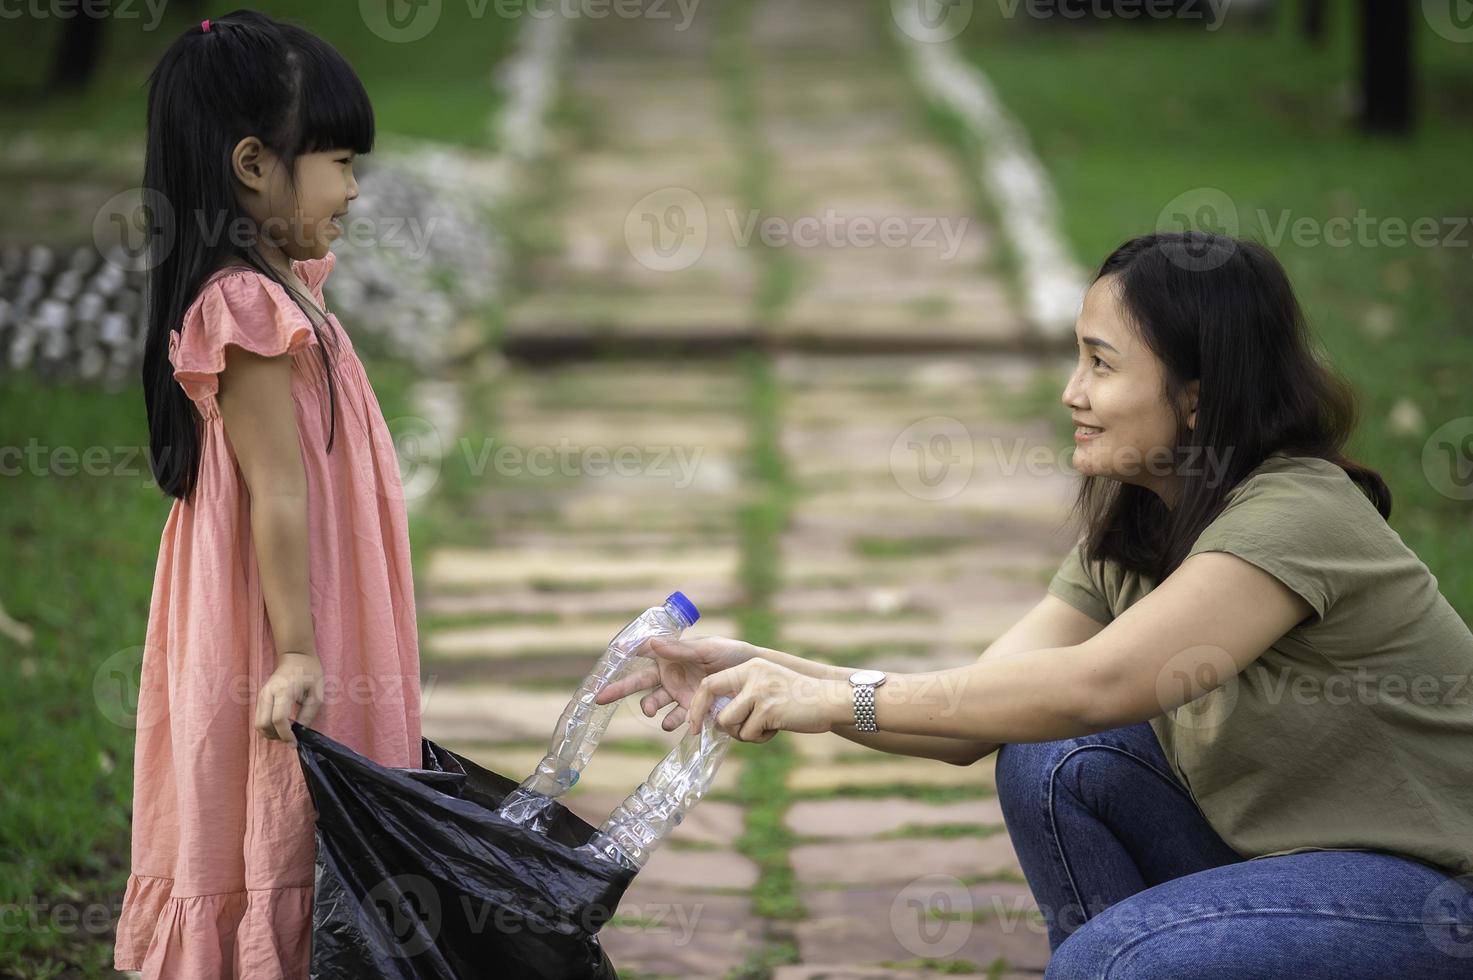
[291,249,337,302]
[170,270,321,403]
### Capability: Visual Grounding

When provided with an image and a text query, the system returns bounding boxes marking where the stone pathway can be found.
[417,1,1077,976]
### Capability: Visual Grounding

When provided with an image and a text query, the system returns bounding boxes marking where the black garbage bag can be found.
[293,721,636,979]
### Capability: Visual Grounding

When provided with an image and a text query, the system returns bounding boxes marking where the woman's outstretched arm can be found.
[685,551,1313,744]
[824,594,1108,765]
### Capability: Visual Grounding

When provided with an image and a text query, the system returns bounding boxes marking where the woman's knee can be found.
[994,739,1058,804]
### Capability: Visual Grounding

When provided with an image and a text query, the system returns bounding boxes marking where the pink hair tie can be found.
[201,19,210,32]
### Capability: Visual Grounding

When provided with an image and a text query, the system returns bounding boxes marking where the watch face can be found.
[850,669,887,687]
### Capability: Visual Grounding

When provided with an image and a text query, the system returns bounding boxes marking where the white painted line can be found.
[892,6,1088,340]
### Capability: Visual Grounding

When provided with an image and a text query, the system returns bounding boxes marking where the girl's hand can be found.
[255,651,325,745]
[686,658,848,742]
[593,635,756,731]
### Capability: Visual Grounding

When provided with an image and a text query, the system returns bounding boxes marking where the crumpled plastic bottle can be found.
[498,591,701,832]
[580,694,734,871]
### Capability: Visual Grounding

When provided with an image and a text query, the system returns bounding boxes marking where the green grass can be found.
[0,376,163,977]
[952,7,1473,623]
[0,3,520,146]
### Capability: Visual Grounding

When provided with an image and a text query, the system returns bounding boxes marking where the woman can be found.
[597,231,1473,977]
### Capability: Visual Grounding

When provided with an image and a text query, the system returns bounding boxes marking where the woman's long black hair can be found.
[1072,230,1391,583]
[142,10,374,500]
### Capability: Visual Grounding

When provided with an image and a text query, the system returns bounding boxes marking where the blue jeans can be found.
[994,721,1473,978]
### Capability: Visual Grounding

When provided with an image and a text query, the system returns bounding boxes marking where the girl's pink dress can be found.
[113,251,423,979]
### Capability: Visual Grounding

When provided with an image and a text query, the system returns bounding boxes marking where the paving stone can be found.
[780,602,1041,652]
[422,582,744,618]
[794,881,1051,972]
[601,888,760,978]
[788,757,996,794]
[563,790,746,848]
[419,683,689,745]
[442,745,744,796]
[424,547,741,589]
[638,845,760,891]
[423,615,739,659]
[785,799,1006,839]
[792,837,1024,888]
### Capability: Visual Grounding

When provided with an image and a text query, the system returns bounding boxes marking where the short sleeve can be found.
[1048,539,1113,625]
[170,271,320,402]
[1185,467,1356,622]
[291,249,337,300]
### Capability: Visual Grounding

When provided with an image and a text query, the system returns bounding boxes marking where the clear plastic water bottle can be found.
[580,695,734,871]
[499,591,701,831]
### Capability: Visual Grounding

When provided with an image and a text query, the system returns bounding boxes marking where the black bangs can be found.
[281,25,375,156]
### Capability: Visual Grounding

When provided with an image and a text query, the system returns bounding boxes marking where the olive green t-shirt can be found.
[1048,452,1473,877]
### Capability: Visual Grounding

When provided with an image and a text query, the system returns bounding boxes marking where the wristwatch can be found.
[848,669,888,733]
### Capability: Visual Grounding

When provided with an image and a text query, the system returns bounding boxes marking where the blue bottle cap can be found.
[665,591,700,627]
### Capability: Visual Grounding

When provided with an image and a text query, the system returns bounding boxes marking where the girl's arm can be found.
[218,345,316,656]
[744,595,1107,765]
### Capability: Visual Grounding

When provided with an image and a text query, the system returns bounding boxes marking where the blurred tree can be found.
[1300,0,1328,46]
[47,0,110,93]
[1358,0,1414,134]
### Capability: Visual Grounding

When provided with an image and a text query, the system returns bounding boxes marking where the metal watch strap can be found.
[853,683,878,732]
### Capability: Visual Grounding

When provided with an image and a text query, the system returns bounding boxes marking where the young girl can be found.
[119,13,422,978]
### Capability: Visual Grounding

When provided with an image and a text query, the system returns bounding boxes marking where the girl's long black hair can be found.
[142,10,374,500]
[1072,231,1391,583]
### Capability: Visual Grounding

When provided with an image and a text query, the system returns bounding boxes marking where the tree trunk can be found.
[1359,0,1414,135]
[1301,0,1327,46]
[46,0,110,94]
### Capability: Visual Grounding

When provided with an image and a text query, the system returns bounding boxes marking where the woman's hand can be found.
[593,635,756,731]
[686,658,848,742]
[255,651,325,745]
